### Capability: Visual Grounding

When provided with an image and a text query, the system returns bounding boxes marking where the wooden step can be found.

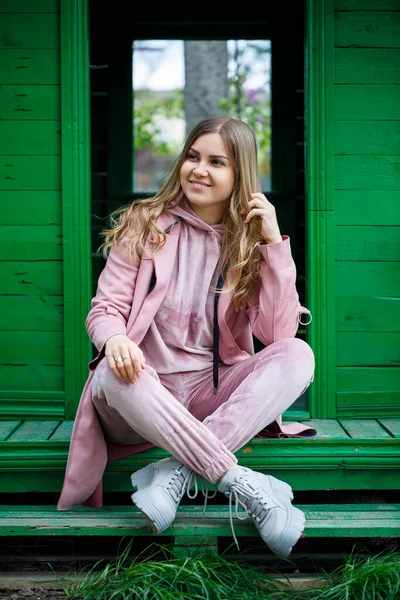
[0,504,399,538]
[0,419,399,491]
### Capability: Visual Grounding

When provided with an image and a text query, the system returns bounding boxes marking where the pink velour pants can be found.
[91,338,315,484]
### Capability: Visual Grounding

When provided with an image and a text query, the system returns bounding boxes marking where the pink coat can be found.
[57,212,313,511]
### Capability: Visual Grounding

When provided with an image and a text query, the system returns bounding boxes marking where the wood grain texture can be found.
[335,11,400,48]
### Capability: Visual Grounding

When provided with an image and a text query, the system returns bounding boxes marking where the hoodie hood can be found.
[167,192,225,236]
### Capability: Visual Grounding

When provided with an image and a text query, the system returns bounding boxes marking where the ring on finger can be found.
[115,356,123,363]
[122,356,130,361]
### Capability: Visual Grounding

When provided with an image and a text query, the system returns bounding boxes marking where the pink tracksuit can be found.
[90,198,315,484]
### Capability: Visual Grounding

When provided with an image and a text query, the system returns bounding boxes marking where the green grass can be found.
[293,547,400,600]
[57,541,400,600]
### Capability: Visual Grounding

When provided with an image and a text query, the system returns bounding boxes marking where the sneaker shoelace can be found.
[225,479,274,551]
[167,468,218,519]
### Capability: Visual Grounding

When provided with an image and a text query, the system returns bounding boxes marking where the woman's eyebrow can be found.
[189,147,230,161]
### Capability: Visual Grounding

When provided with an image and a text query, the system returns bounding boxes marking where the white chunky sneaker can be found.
[131,457,213,534]
[217,465,305,558]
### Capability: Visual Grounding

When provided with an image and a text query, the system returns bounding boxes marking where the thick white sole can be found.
[130,461,180,534]
[131,488,175,534]
[267,505,306,558]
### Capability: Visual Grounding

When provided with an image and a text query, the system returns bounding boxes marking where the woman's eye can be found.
[186,154,223,166]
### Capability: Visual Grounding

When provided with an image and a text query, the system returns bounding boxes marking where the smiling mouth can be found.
[189,180,211,187]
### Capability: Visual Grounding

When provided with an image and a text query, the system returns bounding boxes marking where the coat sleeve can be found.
[85,241,140,368]
[245,235,312,347]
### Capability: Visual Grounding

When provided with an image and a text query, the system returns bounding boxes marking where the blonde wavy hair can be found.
[99,117,265,311]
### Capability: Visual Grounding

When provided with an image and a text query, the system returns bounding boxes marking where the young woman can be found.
[57,117,315,558]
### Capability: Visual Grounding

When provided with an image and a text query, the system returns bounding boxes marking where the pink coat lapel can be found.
[127,220,180,345]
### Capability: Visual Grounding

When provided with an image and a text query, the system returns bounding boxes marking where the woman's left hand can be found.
[241,193,283,244]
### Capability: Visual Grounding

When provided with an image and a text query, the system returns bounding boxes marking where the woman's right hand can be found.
[105,334,146,384]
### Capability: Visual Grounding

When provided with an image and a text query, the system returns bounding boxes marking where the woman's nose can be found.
[193,164,209,176]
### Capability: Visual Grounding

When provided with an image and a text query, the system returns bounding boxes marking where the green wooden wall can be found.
[0,0,398,425]
[333,0,400,416]
[0,0,65,418]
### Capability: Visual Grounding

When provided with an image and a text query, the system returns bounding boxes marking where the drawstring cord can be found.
[213,268,227,392]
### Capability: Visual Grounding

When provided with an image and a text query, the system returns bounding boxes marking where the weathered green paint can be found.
[0,505,398,538]
[379,419,400,438]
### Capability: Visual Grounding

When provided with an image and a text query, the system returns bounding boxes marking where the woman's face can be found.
[179,132,235,224]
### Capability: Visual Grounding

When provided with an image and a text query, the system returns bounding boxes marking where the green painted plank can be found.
[335,12,400,48]
[0,396,64,419]
[3,504,399,515]
[335,122,400,155]
[7,421,60,442]
[0,332,63,365]
[339,419,392,439]
[0,156,60,190]
[0,0,59,11]
[336,262,399,296]
[335,190,400,226]
[0,191,61,226]
[0,422,21,441]
[336,227,400,261]
[0,50,59,84]
[337,333,399,367]
[0,262,62,295]
[335,49,400,84]
[378,419,400,438]
[337,397,400,418]
[337,298,400,331]
[335,0,400,8]
[335,156,400,189]
[0,226,62,260]
[0,296,63,331]
[0,366,63,391]
[49,420,73,441]
[0,85,60,120]
[0,14,59,49]
[0,122,61,154]
[334,86,400,121]
[299,419,349,439]
[1,468,399,494]
[0,505,398,537]
[337,369,400,416]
